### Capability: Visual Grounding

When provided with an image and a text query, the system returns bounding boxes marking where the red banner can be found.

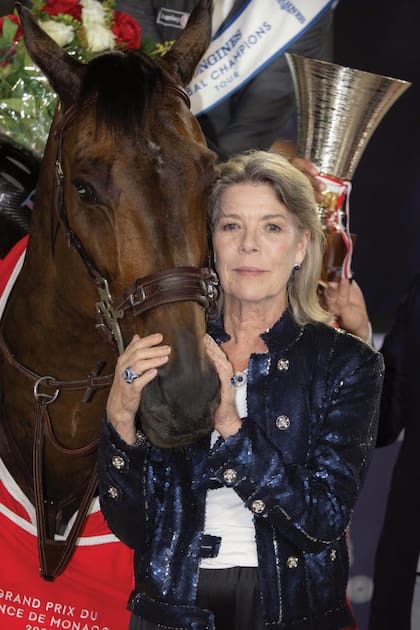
[0,465,134,630]
[0,240,134,630]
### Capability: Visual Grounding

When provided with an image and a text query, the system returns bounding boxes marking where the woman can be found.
[98,151,384,630]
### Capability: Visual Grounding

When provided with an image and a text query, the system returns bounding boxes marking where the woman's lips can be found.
[234,267,266,275]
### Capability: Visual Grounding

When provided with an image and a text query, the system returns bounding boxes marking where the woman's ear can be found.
[296,229,311,265]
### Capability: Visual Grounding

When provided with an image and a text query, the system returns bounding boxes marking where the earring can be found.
[293,263,301,271]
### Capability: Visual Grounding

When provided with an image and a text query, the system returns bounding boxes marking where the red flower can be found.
[42,0,82,21]
[0,14,22,42]
[112,11,141,50]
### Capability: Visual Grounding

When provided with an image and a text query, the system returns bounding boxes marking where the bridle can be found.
[0,84,218,580]
[53,92,218,355]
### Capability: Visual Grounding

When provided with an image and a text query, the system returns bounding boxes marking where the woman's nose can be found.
[239,229,259,253]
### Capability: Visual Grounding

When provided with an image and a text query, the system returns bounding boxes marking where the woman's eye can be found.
[266,223,281,232]
[221,222,239,231]
[75,181,98,204]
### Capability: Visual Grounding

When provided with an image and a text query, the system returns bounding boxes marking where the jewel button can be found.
[277,358,289,371]
[107,486,119,500]
[112,455,125,470]
[287,556,299,569]
[275,415,290,430]
[251,499,266,514]
[223,469,237,484]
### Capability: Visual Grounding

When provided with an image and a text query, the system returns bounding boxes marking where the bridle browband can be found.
[0,82,218,580]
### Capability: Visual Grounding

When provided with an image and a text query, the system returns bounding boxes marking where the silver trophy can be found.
[286,53,411,279]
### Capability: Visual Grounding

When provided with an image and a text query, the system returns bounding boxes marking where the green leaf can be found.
[1,17,19,46]
[0,98,26,112]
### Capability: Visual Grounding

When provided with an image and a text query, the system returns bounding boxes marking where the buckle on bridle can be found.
[95,279,125,355]
[128,285,146,308]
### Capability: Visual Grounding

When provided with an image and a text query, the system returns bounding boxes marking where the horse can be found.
[0,0,219,580]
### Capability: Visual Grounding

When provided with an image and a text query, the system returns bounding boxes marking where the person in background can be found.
[116,0,335,159]
[3,2,334,158]
[366,273,420,629]
[322,275,420,629]
[98,150,383,630]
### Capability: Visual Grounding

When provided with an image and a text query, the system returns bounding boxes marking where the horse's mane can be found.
[78,51,167,138]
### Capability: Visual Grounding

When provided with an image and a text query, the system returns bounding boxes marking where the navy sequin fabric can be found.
[98,309,384,629]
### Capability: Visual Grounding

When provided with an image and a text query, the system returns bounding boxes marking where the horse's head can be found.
[17,1,220,449]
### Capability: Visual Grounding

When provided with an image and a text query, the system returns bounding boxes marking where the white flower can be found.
[85,23,115,52]
[38,20,75,48]
[80,0,115,51]
[81,0,106,26]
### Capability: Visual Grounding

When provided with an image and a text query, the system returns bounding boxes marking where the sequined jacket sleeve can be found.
[207,322,384,553]
[97,421,149,550]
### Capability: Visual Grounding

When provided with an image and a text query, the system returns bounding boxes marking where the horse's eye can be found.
[75,181,98,204]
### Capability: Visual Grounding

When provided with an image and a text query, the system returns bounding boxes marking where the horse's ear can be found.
[161,0,212,86]
[16,3,86,108]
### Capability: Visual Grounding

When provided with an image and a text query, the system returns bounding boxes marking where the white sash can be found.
[189,0,334,115]
[211,0,236,34]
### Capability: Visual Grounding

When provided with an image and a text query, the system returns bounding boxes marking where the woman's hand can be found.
[204,335,242,439]
[107,333,171,444]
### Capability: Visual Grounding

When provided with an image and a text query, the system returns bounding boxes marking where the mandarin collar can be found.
[207,307,304,353]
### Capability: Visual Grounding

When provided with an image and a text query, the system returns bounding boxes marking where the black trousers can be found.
[128,567,264,630]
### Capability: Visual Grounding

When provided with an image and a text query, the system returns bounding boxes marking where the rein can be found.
[0,84,218,580]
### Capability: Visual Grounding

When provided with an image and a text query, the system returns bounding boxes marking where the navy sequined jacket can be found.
[98,309,384,630]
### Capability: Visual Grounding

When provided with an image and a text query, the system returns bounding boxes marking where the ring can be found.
[123,367,139,384]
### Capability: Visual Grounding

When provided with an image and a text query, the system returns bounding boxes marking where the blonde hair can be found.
[209,150,331,325]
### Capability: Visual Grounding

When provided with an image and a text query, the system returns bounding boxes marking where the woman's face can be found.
[212,182,309,308]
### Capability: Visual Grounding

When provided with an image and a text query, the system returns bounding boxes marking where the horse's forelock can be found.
[79,51,166,138]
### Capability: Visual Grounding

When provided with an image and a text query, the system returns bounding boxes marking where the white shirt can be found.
[200,381,258,569]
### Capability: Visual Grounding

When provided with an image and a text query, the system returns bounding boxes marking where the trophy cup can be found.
[285,54,411,280]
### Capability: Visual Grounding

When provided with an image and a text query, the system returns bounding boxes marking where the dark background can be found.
[333,0,420,332]
[299,5,420,618]
[333,3,419,627]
